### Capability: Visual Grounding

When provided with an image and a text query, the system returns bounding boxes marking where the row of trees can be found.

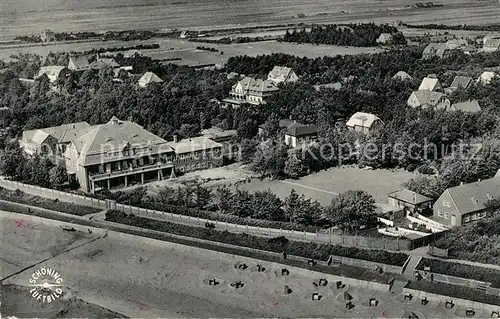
[283,23,406,46]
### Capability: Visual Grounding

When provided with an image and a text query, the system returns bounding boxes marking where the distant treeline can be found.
[15,29,159,43]
[95,43,160,55]
[191,36,270,45]
[402,23,500,32]
[282,23,407,47]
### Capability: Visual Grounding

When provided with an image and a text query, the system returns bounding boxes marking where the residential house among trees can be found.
[223,76,279,108]
[477,71,498,85]
[433,177,500,227]
[418,75,442,91]
[422,43,453,59]
[447,100,481,113]
[284,122,318,148]
[388,189,433,214]
[36,66,70,83]
[90,58,120,70]
[346,112,383,135]
[376,33,393,44]
[64,117,175,193]
[267,66,299,85]
[20,122,92,156]
[167,136,223,173]
[407,91,451,110]
[482,37,500,53]
[392,71,412,81]
[67,56,90,72]
[445,75,473,94]
[138,72,163,88]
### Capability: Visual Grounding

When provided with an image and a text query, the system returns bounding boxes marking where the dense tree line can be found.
[403,22,500,32]
[283,23,406,46]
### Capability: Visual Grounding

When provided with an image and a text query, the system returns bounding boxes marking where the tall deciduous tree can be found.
[324,190,376,233]
[49,162,68,190]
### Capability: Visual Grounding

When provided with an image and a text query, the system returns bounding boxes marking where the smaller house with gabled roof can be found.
[422,43,453,60]
[448,100,481,113]
[68,56,90,72]
[346,112,383,135]
[482,37,500,53]
[477,71,498,85]
[376,33,393,44]
[392,71,412,81]
[433,177,500,227]
[138,72,163,88]
[90,58,120,70]
[446,75,473,94]
[267,66,299,85]
[418,75,442,91]
[407,91,450,110]
[36,66,70,83]
[388,189,433,213]
[284,122,318,148]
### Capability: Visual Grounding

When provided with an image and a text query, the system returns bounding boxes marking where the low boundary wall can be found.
[329,255,405,274]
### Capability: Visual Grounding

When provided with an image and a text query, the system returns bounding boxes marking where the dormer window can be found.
[471,197,478,205]
[487,193,494,200]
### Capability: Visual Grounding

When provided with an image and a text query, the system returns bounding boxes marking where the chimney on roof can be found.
[173,135,178,143]
[460,181,464,186]
[289,115,292,120]
[478,178,481,183]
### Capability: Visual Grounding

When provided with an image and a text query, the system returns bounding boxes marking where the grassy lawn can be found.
[233,166,418,206]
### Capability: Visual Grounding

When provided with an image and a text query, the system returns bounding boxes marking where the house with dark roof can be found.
[68,56,90,72]
[167,136,223,173]
[422,43,454,59]
[267,66,299,85]
[223,76,279,108]
[90,58,120,70]
[433,177,500,227]
[284,122,318,148]
[407,91,450,110]
[445,75,473,94]
[201,127,237,143]
[346,112,383,135]
[20,122,92,156]
[388,189,433,213]
[448,100,481,113]
[64,117,175,193]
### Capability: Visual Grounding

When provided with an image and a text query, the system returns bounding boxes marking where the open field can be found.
[2,0,500,43]
[0,212,474,318]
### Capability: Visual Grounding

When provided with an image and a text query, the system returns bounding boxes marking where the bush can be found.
[417,258,500,288]
[105,210,408,266]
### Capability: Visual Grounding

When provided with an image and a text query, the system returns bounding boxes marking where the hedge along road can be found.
[0,178,407,250]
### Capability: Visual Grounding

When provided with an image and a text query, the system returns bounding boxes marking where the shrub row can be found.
[105,210,408,266]
[0,188,100,216]
[417,258,500,288]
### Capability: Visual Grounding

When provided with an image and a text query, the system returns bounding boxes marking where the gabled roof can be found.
[23,122,91,145]
[138,72,163,86]
[450,100,481,113]
[445,38,468,49]
[167,136,222,154]
[422,43,452,59]
[450,76,473,89]
[418,77,441,91]
[444,177,500,216]
[285,122,318,137]
[68,56,90,71]
[376,33,393,43]
[71,117,171,166]
[392,71,412,81]
[314,82,342,91]
[410,91,447,107]
[484,38,500,49]
[268,66,294,81]
[236,77,279,95]
[388,189,433,204]
[477,71,498,85]
[36,66,68,83]
[346,112,382,129]
[90,58,120,70]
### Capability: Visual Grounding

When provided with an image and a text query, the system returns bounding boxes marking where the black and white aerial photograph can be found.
[1,0,500,317]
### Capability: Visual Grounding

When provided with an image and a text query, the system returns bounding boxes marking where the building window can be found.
[443,200,451,208]
[463,215,470,223]
[437,211,443,217]
[444,212,449,219]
